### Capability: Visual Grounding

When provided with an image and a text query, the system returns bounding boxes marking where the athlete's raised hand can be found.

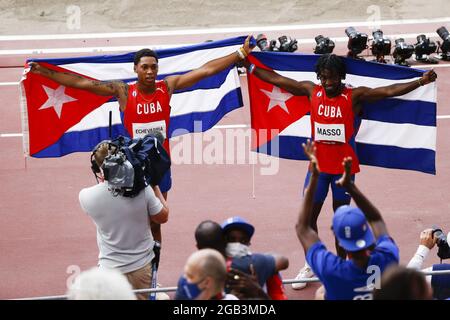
[243,35,256,56]
[336,157,353,187]
[420,69,437,85]
[302,139,320,176]
[29,62,44,75]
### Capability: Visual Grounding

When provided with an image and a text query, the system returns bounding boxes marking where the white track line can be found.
[0,82,20,86]
[1,17,450,41]
[1,133,23,137]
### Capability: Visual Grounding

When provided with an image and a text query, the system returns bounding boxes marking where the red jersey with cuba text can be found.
[310,85,360,174]
[123,80,171,154]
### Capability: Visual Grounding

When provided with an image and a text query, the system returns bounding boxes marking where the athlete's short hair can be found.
[134,48,159,65]
[67,267,136,300]
[314,53,346,80]
[195,220,226,255]
[188,249,227,292]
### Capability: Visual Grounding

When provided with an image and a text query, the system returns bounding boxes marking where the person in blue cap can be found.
[295,139,399,300]
[221,216,289,299]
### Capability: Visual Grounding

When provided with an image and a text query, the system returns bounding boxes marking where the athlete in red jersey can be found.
[310,85,359,175]
[30,36,255,245]
[245,53,437,290]
[122,80,171,155]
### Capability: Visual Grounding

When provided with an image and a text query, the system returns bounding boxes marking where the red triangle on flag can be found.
[21,63,113,155]
[247,56,310,149]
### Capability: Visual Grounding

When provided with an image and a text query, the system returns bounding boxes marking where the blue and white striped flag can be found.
[20,36,245,157]
[248,52,436,174]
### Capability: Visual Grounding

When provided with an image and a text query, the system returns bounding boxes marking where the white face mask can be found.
[226,242,252,258]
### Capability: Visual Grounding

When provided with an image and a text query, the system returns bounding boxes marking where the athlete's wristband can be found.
[236,48,245,59]
[418,78,424,86]
[236,47,248,60]
[240,47,248,58]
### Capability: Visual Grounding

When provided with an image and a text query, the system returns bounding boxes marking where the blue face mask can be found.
[178,276,203,300]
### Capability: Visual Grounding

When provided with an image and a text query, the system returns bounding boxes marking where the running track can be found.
[1,19,450,299]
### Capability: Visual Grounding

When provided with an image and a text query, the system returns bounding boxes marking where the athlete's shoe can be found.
[291,265,314,290]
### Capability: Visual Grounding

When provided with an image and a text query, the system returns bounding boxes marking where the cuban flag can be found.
[248,52,437,174]
[19,36,245,158]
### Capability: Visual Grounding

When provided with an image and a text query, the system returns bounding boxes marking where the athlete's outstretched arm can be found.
[296,140,321,253]
[353,69,437,104]
[336,157,389,239]
[29,62,129,110]
[165,36,254,94]
[247,63,315,97]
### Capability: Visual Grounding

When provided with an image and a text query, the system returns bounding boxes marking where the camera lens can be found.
[278,36,289,52]
[437,26,450,41]
[315,35,325,43]
[270,39,280,51]
[289,38,298,52]
[416,34,427,43]
[371,29,391,57]
[433,227,448,246]
[373,29,384,41]
[395,38,405,46]
[345,27,357,38]
[314,35,335,54]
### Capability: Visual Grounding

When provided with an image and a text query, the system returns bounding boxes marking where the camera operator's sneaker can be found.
[291,265,314,290]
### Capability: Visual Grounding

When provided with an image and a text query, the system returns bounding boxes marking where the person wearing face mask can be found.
[174,220,268,300]
[221,216,289,298]
[177,249,238,300]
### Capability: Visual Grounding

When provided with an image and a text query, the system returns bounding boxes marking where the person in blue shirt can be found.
[295,140,399,300]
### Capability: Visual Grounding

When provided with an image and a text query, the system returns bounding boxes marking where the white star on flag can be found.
[260,86,293,114]
[39,85,77,118]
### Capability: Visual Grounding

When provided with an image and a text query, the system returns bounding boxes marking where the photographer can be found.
[407,228,450,299]
[78,142,169,300]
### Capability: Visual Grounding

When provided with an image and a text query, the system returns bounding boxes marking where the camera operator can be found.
[79,142,169,300]
[407,228,450,299]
